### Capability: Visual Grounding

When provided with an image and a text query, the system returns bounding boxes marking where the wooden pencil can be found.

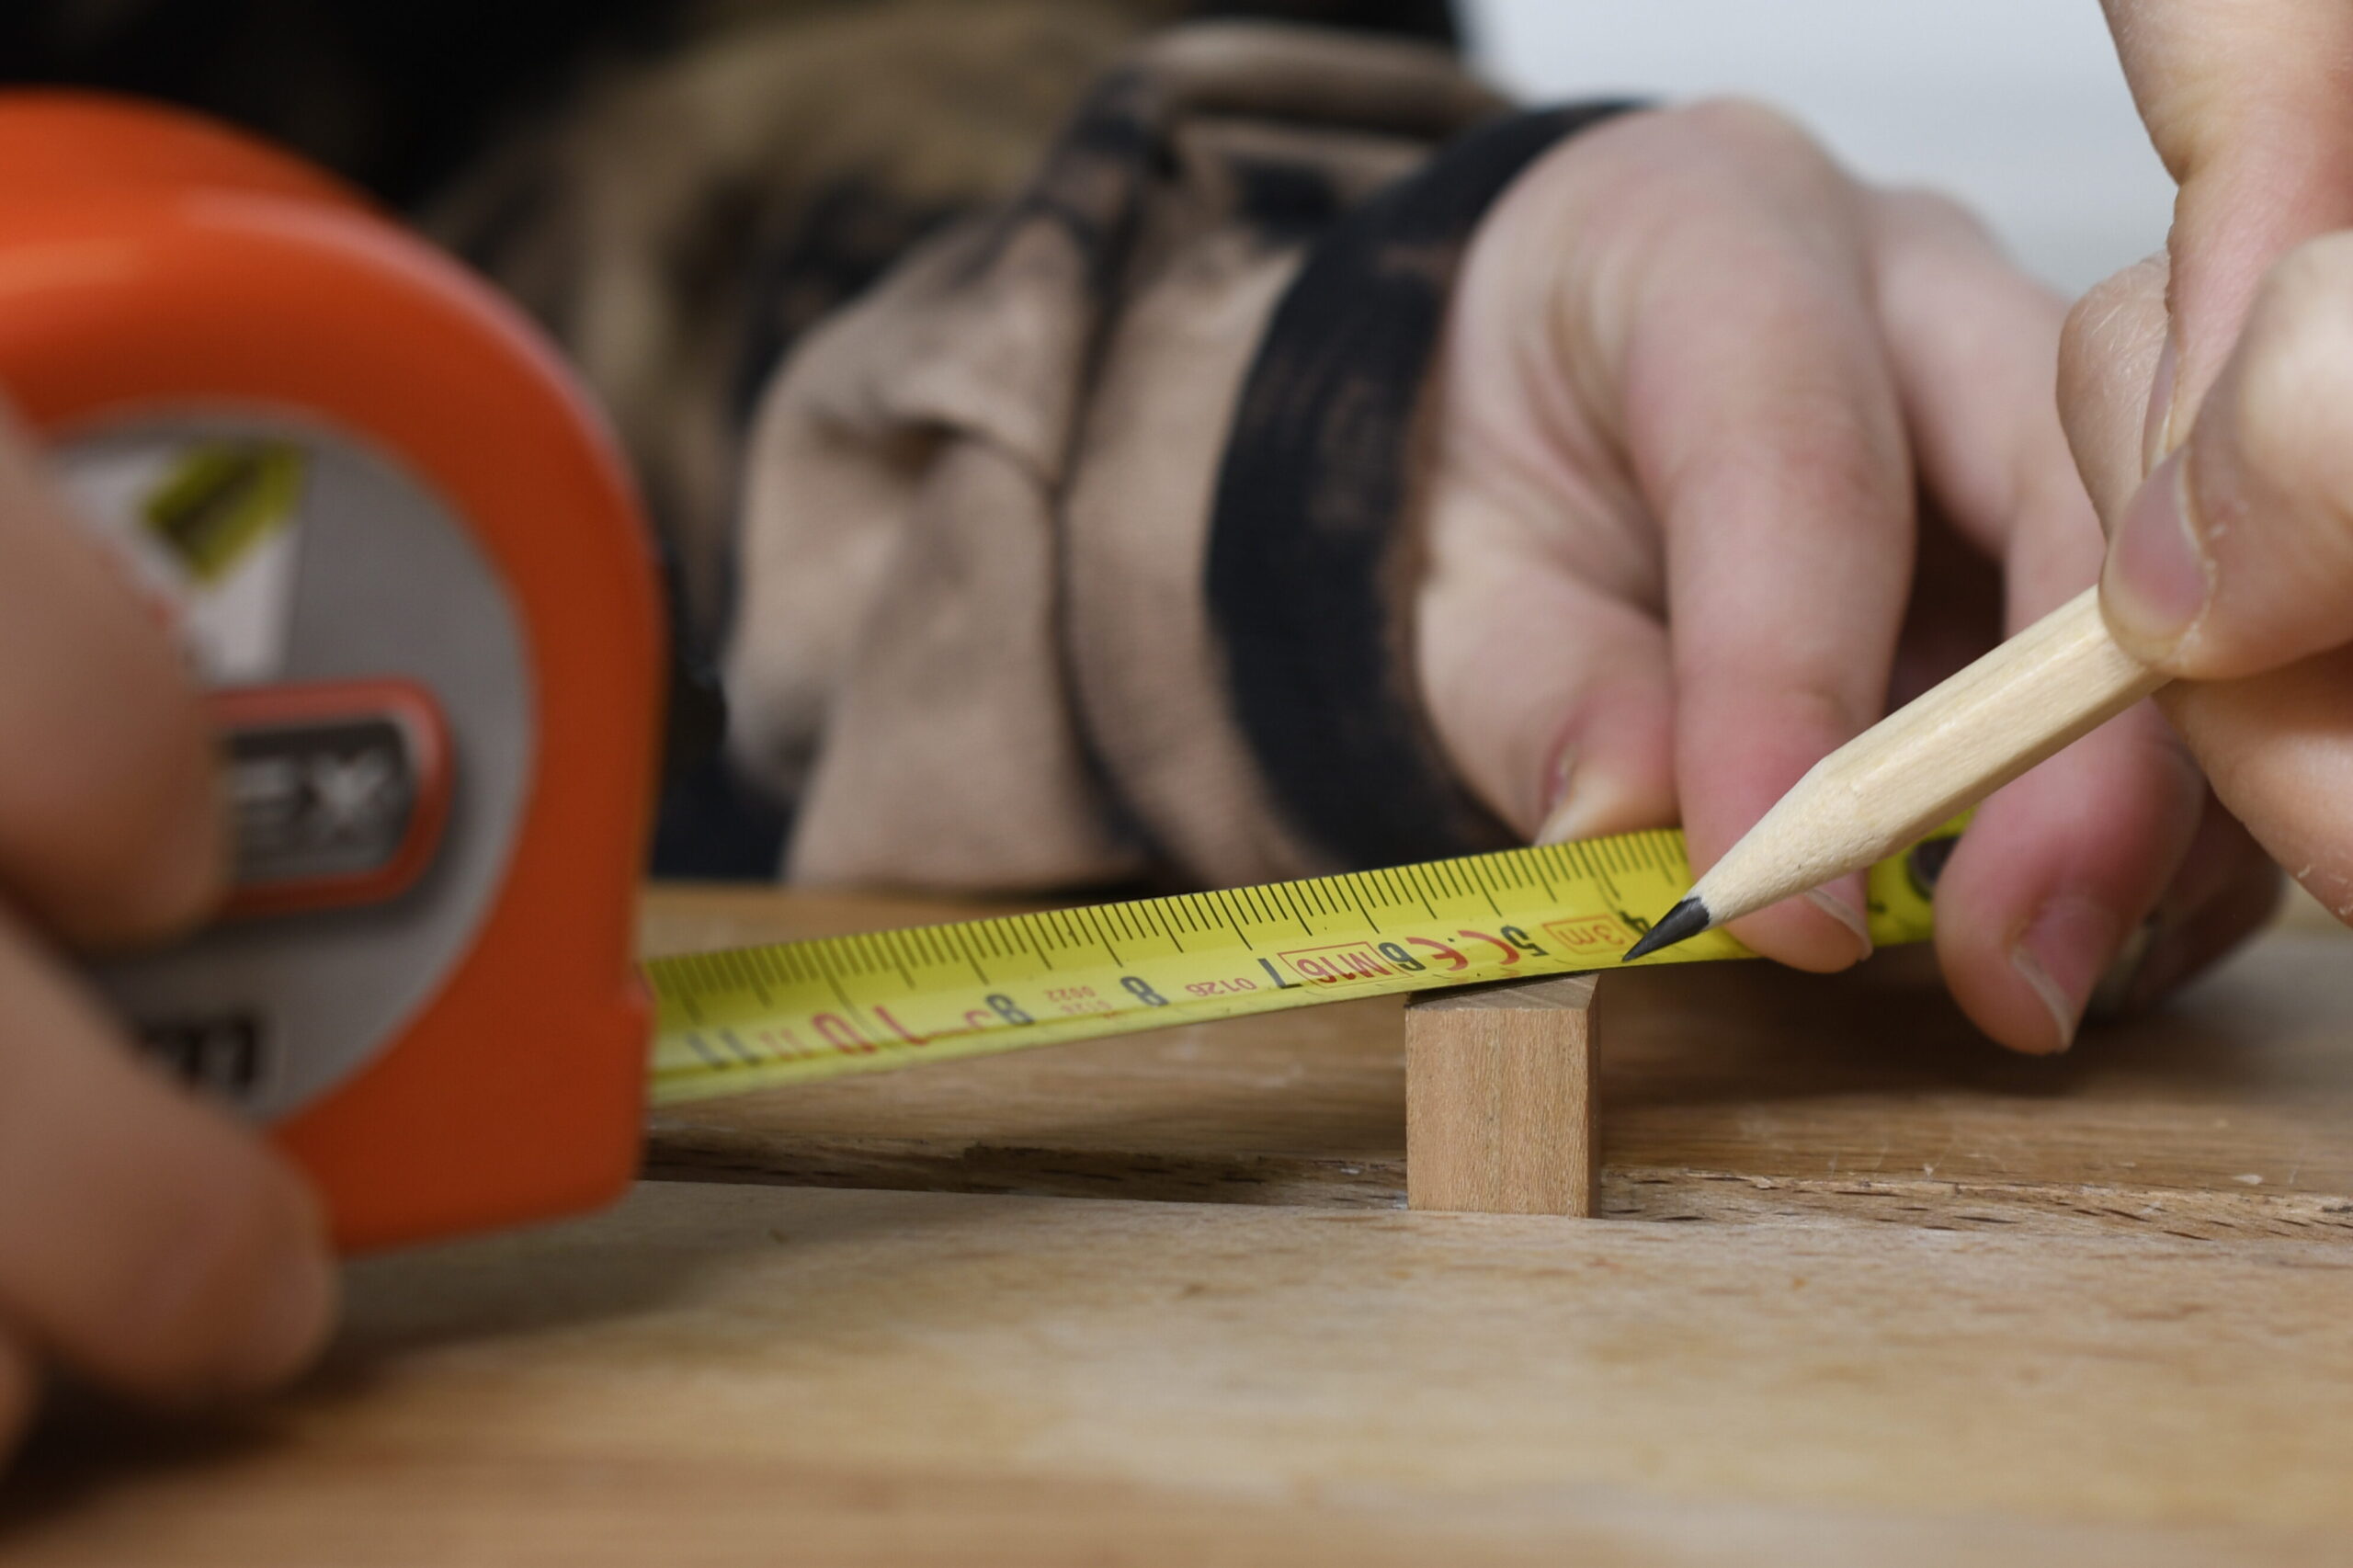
[1623,586,2165,960]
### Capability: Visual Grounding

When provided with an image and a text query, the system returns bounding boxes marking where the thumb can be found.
[2101,231,2353,678]
[1415,504,1677,845]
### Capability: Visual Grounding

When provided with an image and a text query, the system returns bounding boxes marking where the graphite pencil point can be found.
[1622,896,1710,962]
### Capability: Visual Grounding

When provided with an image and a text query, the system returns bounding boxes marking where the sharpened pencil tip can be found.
[1622,896,1710,962]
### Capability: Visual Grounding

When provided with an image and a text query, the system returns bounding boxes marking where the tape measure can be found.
[0,94,663,1252]
[646,824,1958,1105]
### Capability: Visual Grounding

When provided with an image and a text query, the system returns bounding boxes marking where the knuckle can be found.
[1676,95,1821,159]
[1650,98,1867,244]
[1751,385,1906,519]
[1873,185,1987,244]
[1532,99,1859,267]
[1586,97,1841,194]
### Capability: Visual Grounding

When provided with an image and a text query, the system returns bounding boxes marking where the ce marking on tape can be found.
[1269,926,1550,990]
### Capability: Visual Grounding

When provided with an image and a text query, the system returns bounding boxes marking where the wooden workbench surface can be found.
[11,1183,2353,1564]
[8,884,2353,1563]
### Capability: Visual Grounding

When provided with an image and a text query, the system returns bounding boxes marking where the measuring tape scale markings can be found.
[646,823,1961,1105]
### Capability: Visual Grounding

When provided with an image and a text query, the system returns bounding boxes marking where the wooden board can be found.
[1406,974,1597,1215]
[9,1180,2353,1565]
[642,886,2353,1236]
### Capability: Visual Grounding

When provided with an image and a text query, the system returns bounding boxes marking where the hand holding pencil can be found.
[1421,102,2277,1056]
[1636,0,2353,1005]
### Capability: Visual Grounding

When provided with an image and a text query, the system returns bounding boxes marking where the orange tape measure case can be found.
[0,95,665,1251]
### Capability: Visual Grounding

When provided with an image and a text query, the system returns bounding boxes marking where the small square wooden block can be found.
[1404,972,1597,1217]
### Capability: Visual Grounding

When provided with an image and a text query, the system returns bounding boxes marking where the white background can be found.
[1462,1,2175,295]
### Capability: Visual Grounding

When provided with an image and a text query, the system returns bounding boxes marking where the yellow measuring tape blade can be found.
[647,824,1961,1106]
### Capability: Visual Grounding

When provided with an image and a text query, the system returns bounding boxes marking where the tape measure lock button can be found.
[210,679,453,922]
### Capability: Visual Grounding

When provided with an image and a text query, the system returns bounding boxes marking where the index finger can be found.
[1597,106,1914,971]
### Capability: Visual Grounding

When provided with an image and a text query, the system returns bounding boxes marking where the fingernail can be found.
[1534,748,1590,846]
[2143,330,2180,471]
[2008,894,2123,1053]
[1534,748,1668,847]
[223,1213,337,1392]
[2103,449,2210,654]
[2085,915,2158,1025]
[1803,883,1873,962]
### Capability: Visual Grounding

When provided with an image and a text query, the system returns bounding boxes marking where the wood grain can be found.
[12,1181,2353,1565]
[1406,973,1597,1216]
[642,885,2353,1235]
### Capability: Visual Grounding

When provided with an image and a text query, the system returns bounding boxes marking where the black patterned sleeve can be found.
[1205,105,1632,872]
